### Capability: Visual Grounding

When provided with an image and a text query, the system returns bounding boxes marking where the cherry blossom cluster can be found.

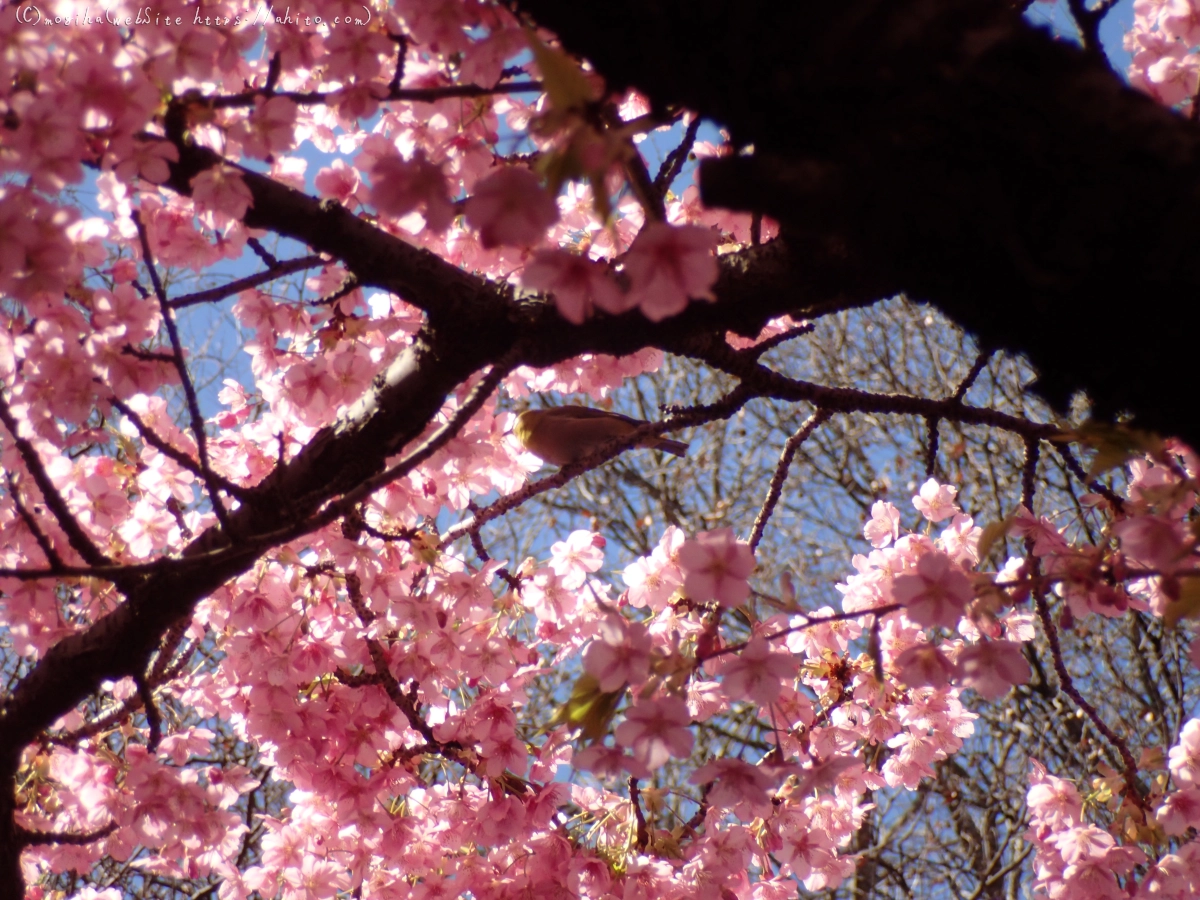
[1126,0,1200,108]
[4,0,1200,897]
[1023,718,1200,900]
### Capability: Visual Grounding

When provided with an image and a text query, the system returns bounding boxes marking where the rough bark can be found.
[515,0,1200,448]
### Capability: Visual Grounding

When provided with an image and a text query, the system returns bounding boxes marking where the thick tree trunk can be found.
[517,0,1200,448]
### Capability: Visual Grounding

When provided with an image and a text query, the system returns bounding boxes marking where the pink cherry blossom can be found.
[190,166,254,223]
[1156,786,1200,834]
[1027,761,1083,831]
[623,525,684,611]
[582,615,652,691]
[368,151,455,232]
[573,742,649,779]
[465,167,559,248]
[1052,824,1116,864]
[622,222,719,321]
[678,527,755,608]
[864,500,901,548]
[893,643,960,689]
[891,551,974,628]
[719,636,796,706]
[615,696,694,770]
[520,249,629,323]
[549,529,606,589]
[912,478,960,522]
[1114,514,1193,574]
[1162,0,1200,45]
[689,758,775,819]
[955,640,1031,701]
[239,96,299,160]
[1169,718,1200,785]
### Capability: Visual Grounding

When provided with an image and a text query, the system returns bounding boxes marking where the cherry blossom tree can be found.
[3,1,1200,899]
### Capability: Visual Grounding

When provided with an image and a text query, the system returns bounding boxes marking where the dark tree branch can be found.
[6,472,63,569]
[628,776,650,849]
[749,408,829,551]
[17,821,117,847]
[654,115,702,194]
[134,672,162,752]
[208,80,544,110]
[245,237,278,268]
[169,255,326,309]
[131,211,234,538]
[515,0,1200,451]
[0,393,110,569]
[1065,0,1122,62]
[109,396,248,500]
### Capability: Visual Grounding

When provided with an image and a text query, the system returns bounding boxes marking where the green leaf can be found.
[1066,420,1163,480]
[525,29,594,115]
[977,513,1016,561]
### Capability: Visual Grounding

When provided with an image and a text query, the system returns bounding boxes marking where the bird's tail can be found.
[654,438,688,458]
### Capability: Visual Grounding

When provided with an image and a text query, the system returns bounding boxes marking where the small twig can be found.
[924,417,941,478]
[6,472,63,568]
[312,275,361,308]
[341,503,417,544]
[1053,441,1125,513]
[148,621,193,684]
[1023,434,1145,805]
[388,32,410,93]
[1022,435,1040,515]
[1032,583,1145,806]
[169,255,325,309]
[745,321,815,361]
[654,115,702,193]
[209,80,545,110]
[264,52,281,94]
[619,129,667,222]
[927,350,990,477]
[701,604,901,662]
[464,502,520,590]
[869,615,884,683]
[120,345,175,363]
[749,408,829,551]
[682,781,712,835]
[134,672,162,751]
[246,237,278,268]
[952,350,992,403]
[628,776,650,849]
[110,396,249,500]
[335,668,382,688]
[338,571,487,777]
[680,332,1064,443]
[17,821,117,847]
[131,210,234,538]
[165,496,192,539]
[0,392,111,568]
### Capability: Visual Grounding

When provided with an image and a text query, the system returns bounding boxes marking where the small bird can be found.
[513,406,688,467]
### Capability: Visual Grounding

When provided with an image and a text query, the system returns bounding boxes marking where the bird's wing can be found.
[551,406,645,425]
